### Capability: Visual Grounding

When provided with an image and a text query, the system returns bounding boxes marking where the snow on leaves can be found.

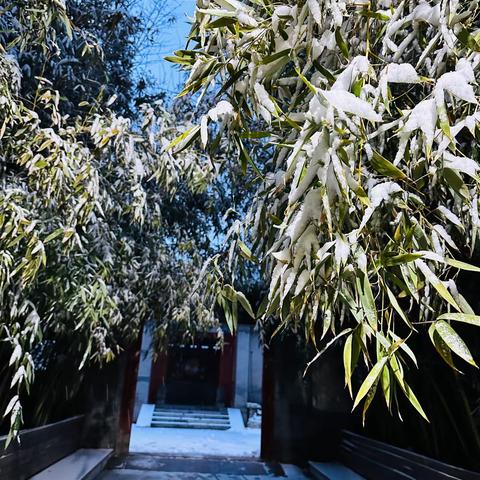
[174,0,480,420]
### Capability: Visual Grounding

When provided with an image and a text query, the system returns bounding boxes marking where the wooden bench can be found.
[310,430,480,480]
[0,415,112,480]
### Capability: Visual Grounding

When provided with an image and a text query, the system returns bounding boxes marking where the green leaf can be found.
[294,67,317,94]
[416,260,460,311]
[353,356,388,410]
[389,355,429,421]
[164,56,194,65]
[236,291,255,319]
[305,329,353,374]
[456,28,480,52]
[240,131,271,139]
[335,28,349,58]
[434,320,478,367]
[343,332,361,397]
[222,284,237,302]
[238,240,256,261]
[437,313,480,327]
[353,185,371,207]
[429,323,459,372]
[359,9,390,21]
[166,126,200,151]
[206,17,237,29]
[236,137,263,177]
[44,228,64,244]
[443,168,470,200]
[357,272,378,329]
[380,364,391,409]
[386,287,413,328]
[445,258,480,273]
[363,373,380,424]
[260,49,291,65]
[382,252,423,266]
[370,150,407,180]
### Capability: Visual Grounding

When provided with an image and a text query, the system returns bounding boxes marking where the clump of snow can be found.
[286,189,321,242]
[436,71,477,104]
[332,56,370,91]
[437,206,462,227]
[307,0,322,25]
[334,234,350,264]
[370,181,402,208]
[433,224,457,250]
[398,98,437,162]
[321,90,382,122]
[208,100,234,122]
[443,152,479,178]
[379,63,420,100]
[237,11,258,27]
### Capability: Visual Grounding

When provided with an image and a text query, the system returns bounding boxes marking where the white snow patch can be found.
[129,424,261,457]
[437,206,462,227]
[370,181,402,208]
[321,90,382,122]
[436,71,477,104]
[208,100,234,122]
[443,152,479,177]
[334,235,350,264]
[403,98,437,150]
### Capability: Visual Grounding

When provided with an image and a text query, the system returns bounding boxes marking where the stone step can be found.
[152,417,230,425]
[153,409,228,415]
[154,404,226,410]
[153,407,227,414]
[150,420,230,430]
[150,405,231,430]
[151,418,230,426]
[309,461,365,480]
[152,415,230,423]
[152,412,229,420]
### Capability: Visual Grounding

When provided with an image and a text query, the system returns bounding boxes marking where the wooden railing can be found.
[0,415,84,480]
[340,430,480,480]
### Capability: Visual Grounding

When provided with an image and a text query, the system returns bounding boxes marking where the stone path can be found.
[97,455,310,479]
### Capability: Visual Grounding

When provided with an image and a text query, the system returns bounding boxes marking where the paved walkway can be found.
[97,455,310,479]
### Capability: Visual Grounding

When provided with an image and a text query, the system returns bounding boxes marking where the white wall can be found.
[248,328,263,405]
[133,326,153,421]
[233,325,263,407]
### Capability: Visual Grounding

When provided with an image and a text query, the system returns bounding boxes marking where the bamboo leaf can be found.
[343,332,361,397]
[370,150,407,180]
[335,28,349,58]
[386,286,413,328]
[353,356,388,410]
[236,290,255,318]
[445,258,480,273]
[389,355,429,421]
[434,320,478,367]
[429,323,460,372]
[437,313,480,327]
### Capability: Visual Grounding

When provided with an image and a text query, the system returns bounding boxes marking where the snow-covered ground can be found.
[129,407,261,458]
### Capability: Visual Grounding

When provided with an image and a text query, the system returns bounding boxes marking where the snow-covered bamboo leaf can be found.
[434,321,477,367]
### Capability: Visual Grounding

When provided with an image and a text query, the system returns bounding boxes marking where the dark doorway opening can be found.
[165,339,221,406]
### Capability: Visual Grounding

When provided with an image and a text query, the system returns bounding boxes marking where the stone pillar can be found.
[248,329,263,404]
[233,325,251,408]
[133,326,153,420]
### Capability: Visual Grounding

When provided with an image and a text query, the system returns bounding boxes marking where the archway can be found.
[121,323,264,458]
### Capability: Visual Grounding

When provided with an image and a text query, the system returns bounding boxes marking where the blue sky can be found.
[136,0,197,93]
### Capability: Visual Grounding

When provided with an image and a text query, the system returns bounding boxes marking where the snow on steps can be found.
[309,461,365,480]
[151,405,231,430]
